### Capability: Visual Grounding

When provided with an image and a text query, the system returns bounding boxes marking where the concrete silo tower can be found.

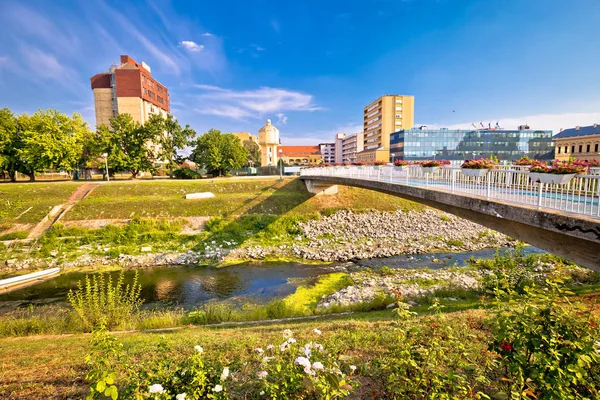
[258,119,280,166]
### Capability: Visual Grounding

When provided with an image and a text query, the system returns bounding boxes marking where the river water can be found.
[0,247,544,312]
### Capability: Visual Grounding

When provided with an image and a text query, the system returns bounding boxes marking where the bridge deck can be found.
[302,165,600,219]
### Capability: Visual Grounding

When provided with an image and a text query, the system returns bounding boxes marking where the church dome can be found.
[258,119,279,145]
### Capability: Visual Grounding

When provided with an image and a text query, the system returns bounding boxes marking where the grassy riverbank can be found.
[0,177,434,270]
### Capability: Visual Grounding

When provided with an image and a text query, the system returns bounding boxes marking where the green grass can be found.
[65,177,423,221]
[284,272,353,313]
[0,230,28,240]
[0,182,83,224]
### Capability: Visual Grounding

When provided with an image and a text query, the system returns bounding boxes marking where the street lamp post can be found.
[102,153,109,182]
[278,149,283,180]
[391,153,395,163]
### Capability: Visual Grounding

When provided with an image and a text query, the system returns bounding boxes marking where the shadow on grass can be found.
[193,179,316,256]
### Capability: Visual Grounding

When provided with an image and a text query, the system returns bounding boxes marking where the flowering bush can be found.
[489,279,600,399]
[420,160,449,168]
[587,159,600,167]
[256,329,356,399]
[373,160,387,166]
[393,160,410,167]
[352,161,366,166]
[530,160,587,174]
[513,156,538,166]
[85,328,357,399]
[460,158,497,169]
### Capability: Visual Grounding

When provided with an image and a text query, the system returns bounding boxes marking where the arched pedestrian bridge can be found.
[300,165,600,271]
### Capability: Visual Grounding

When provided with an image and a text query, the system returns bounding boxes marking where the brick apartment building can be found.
[90,55,170,129]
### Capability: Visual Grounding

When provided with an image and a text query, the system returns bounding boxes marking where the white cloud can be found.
[251,44,266,51]
[277,113,288,124]
[4,3,79,55]
[202,32,213,37]
[16,43,84,93]
[426,111,600,135]
[193,84,229,92]
[179,40,204,52]
[194,85,322,120]
[195,105,253,119]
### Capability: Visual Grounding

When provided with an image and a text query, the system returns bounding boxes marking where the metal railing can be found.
[300,165,600,219]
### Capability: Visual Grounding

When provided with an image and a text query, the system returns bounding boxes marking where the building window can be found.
[587,144,591,153]
[572,145,575,153]
[596,144,599,152]
[579,145,583,153]
[558,147,561,154]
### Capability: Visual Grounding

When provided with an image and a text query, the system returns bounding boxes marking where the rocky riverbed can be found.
[2,209,512,273]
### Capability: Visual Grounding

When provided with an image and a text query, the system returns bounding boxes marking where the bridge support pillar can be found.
[304,179,338,195]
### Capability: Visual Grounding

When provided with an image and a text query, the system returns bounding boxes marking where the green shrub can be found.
[67,271,143,331]
[489,279,600,399]
[173,167,201,179]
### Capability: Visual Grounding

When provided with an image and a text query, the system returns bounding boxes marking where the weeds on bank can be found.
[67,270,143,331]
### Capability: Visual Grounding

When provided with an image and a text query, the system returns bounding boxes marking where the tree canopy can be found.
[0,108,90,181]
[190,129,249,176]
[98,114,158,179]
[146,114,196,177]
[243,140,261,167]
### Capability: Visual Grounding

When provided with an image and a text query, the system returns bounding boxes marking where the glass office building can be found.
[389,128,554,162]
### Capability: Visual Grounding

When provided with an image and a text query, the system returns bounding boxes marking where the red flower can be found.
[501,340,513,352]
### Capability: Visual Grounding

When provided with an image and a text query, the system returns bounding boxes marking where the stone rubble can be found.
[1,209,511,273]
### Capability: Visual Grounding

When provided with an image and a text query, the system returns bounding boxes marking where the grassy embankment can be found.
[0,182,84,240]
[1,177,424,266]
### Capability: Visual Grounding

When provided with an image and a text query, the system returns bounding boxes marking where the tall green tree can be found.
[146,114,196,177]
[0,108,89,181]
[190,129,248,176]
[243,140,261,167]
[0,107,20,181]
[98,114,157,179]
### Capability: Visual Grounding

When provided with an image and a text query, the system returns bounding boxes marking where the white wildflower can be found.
[304,346,312,358]
[194,345,204,354]
[212,384,223,392]
[262,356,274,363]
[279,342,289,352]
[257,370,269,378]
[287,337,296,344]
[221,367,230,381]
[312,361,324,370]
[294,356,311,368]
[313,328,322,335]
[149,384,164,394]
[303,365,315,375]
[260,391,265,395]
[266,344,274,350]
[350,365,357,372]
[255,347,264,354]
[283,329,293,338]
[176,394,187,400]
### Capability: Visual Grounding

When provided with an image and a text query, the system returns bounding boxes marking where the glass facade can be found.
[389,128,555,161]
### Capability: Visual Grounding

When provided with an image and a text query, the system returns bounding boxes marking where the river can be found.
[0,247,544,312]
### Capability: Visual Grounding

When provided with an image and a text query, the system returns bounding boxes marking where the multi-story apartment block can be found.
[554,125,600,162]
[340,132,364,164]
[90,55,170,128]
[319,142,336,164]
[357,95,414,162]
[334,133,345,164]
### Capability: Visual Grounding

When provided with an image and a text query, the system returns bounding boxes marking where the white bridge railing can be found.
[300,165,600,219]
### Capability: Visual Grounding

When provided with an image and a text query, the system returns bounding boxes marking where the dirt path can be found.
[27,183,100,240]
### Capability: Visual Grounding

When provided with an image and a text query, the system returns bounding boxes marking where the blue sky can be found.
[1,0,600,145]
